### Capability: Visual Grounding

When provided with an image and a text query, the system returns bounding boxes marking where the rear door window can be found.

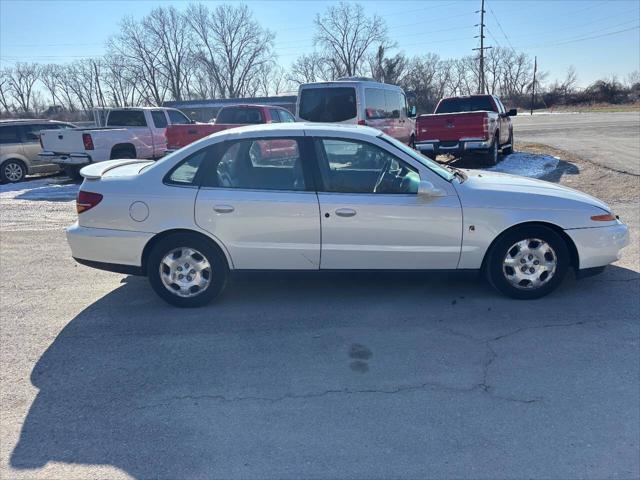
[107,110,147,127]
[385,91,403,119]
[216,107,264,124]
[268,109,281,122]
[278,110,296,123]
[299,87,357,122]
[151,110,168,128]
[0,126,20,144]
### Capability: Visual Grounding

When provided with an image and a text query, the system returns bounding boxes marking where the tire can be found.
[147,233,228,308]
[63,165,82,180]
[111,148,135,160]
[502,130,514,155]
[485,225,570,300]
[1,159,26,183]
[485,136,499,165]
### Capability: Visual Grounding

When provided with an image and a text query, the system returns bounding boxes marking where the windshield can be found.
[435,97,495,114]
[299,87,357,122]
[379,134,455,182]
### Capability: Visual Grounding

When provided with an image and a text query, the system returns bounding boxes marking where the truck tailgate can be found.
[40,128,86,154]
[166,124,241,149]
[417,111,487,142]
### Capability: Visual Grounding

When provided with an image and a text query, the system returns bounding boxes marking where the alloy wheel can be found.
[502,238,557,290]
[159,247,212,298]
[4,162,24,182]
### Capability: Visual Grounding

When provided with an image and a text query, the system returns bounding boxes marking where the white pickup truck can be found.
[39,107,192,178]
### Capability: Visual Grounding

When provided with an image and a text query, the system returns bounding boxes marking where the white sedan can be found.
[68,123,629,307]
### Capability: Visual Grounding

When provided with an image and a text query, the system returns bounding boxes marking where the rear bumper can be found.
[40,151,91,165]
[565,222,630,269]
[67,222,153,270]
[415,140,491,156]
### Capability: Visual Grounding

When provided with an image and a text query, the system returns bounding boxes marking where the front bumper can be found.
[67,222,153,271]
[565,222,630,270]
[415,139,491,156]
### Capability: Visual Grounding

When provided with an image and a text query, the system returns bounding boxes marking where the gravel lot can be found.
[1,146,639,479]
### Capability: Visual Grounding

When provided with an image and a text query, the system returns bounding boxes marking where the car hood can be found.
[456,169,610,212]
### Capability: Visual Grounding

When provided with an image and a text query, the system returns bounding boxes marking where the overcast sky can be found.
[1,0,639,88]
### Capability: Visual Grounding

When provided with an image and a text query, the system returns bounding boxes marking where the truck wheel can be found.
[63,165,82,180]
[486,139,499,165]
[1,159,26,183]
[502,131,514,155]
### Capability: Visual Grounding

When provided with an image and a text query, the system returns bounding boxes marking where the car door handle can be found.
[335,208,356,217]
[213,204,234,213]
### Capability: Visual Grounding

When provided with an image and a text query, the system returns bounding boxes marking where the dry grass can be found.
[534,102,640,113]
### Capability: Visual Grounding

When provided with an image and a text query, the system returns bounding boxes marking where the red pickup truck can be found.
[415,94,516,164]
[166,104,296,151]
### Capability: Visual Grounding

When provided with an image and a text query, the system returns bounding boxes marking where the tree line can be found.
[1,2,638,119]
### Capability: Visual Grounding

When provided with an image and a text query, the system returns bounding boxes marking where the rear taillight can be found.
[357,119,367,126]
[482,116,489,140]
[76,191,103,214]
[82,133,94,150]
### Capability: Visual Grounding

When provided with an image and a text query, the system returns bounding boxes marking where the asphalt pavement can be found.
[513,111,640,175]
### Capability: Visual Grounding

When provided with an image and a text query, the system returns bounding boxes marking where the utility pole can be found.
[473,0,491,94]
[530,56,537,115]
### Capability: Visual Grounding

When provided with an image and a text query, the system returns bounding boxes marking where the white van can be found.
[296,78,417,145]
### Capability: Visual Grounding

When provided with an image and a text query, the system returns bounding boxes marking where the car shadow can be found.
[9,265,639,478]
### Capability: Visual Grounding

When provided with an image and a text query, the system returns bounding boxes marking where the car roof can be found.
[220,104,287,110]
[211,122,382,139]
[299,80,403,91]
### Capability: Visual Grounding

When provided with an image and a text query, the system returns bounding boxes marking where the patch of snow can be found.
[0,177,79,201]
[484,152,560,179]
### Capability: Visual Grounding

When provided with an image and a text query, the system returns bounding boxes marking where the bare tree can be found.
[0,69,16,113]
[368,45,408,84]
[314,2,387,77]
[4,63,41,113]
[109,16,168,105]
[187,3,275,98]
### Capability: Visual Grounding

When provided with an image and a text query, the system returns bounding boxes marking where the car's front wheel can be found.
[485,225,570,299]
[147,233,228,307]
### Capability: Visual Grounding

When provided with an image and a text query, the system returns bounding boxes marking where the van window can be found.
[268,109,281,122]
[107,110,147,127]
[365,88,389,120]
[0,126,20,144]
[385,91,403,119]
[278,109,296,123]
[217,107,264,124]
[299,87,357,122]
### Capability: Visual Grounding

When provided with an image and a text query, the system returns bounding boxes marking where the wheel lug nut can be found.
[190,269,195,275]
[529,267,535,273]
[520,258,526,263]
[184,263,189,268]
[528,255,533,260]
[521,266,527,272]
[178,274,184,279]
[533,260,539,265]
[177,266,182,272]
[187,276,192,282]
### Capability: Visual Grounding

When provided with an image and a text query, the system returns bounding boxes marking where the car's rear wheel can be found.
[147,233,228,307]
[63,165,82,180]
[485,225,569,299]
[1,159,26,183]
[486,137,499,165]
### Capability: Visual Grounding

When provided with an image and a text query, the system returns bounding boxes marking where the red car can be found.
[415,94,516,164]
[166,104,296,151]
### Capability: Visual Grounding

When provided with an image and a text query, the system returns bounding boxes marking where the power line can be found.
[487,2,516,52]
[514,23,640,49]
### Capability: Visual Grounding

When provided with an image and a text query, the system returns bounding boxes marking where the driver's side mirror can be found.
[408,105,417,118]
[418,180,446,198]
[507,108,517,117]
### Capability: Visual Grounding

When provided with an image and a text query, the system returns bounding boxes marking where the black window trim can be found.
[163,144,220,188]
[196,136,317,193]
[311,136,419,196]
[150,109,169,128]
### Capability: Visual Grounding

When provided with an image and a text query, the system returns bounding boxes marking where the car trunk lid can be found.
[417,111,488,142]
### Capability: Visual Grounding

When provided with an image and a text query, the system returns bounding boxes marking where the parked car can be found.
[0,119,76,183]
[39,107,192,178]
[415,94,516,164]
[296,78,416,145]
[165,104,296,151]
[66,123,628,307]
